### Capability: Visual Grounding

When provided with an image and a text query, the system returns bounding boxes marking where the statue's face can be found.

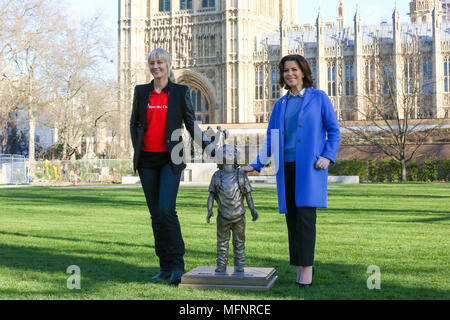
[217,145,238,166]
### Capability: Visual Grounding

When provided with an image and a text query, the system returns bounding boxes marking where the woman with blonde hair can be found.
[130,48,214,284]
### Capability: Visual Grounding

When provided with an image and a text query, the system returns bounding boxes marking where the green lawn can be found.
[0,183,448,300]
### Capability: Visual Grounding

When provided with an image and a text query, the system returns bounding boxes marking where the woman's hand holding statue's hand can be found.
[240,165,256,173]
[315,157,331,170]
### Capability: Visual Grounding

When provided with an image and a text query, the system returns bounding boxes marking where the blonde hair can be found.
[148,48,176,82]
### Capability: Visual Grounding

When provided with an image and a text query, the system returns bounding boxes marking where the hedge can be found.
[328,158,449,182]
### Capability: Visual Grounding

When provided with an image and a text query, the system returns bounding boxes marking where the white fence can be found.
[0,155,28,185]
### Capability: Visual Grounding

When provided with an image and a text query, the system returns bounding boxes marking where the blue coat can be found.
[251,87,341,213]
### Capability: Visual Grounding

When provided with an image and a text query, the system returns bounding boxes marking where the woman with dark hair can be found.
[130,48,214,285]
[241,54,340,287]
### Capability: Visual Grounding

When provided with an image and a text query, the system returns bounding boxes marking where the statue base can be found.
[179,266,277,291]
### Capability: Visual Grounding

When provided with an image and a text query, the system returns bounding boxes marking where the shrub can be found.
[420,160,438,182]
[407,160,418,182]
[389,160,401,182]
[377,159,389,182]
[331,158,448,182]
[438,159,450,181]
[367,159,378,182]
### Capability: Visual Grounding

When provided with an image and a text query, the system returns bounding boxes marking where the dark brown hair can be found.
[278,54,314,90]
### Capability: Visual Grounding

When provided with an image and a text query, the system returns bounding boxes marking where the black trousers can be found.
[284,162,317,267]
[138,164,185,273]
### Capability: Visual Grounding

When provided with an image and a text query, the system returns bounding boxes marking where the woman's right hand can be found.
[240,165,256,173]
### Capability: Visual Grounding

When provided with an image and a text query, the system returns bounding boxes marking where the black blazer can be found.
[130,80,212,174]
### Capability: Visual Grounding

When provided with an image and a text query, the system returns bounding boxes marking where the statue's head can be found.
[216,144,240,170]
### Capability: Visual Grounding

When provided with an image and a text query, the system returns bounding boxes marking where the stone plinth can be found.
[328,175,360,184]
[179,267,277,291]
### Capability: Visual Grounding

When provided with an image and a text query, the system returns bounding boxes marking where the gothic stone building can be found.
[118,0,450,150]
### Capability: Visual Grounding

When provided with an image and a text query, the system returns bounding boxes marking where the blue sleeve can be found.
[320,92,341,163]
[250,102,279,172]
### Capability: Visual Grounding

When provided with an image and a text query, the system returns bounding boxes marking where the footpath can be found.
[0,182,278,189]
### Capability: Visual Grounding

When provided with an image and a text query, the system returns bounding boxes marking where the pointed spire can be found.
[393,2,401,51]
[354,0,361,26]
[337,0,345,29]
[433,0,440,15]
[393,1,400,30]
[432,0,441,30]
[317,3,323,26]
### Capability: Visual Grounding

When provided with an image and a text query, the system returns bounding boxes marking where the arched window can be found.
[327,62,336,96]
[365,60,376,95]
[159,0,170,11]
[445,57,450,92]
[404,58,414,94]
[202,0,215,8]
[197,92,202,112]
[271,66,280,99]
[180,0,192,10]
[423,57,432,94]
[190,87,211,124]
[255,65,263,100]
[345,61,354,96]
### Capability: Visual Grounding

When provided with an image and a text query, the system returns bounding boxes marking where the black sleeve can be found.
[183,86,214,155]
[129,86,140,150]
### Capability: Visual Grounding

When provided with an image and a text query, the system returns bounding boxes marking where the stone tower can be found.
[118,0,298,151]
[409,0,442,23]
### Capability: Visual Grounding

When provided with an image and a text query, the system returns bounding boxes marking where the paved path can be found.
[1,183,342,189]
[51,183,278,189]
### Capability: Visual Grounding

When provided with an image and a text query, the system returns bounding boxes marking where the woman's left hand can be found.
[315,157,331,170]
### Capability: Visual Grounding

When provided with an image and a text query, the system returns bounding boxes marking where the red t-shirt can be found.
[141,90,169,152]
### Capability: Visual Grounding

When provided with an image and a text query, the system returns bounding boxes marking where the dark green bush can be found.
[389,160,401,182]
[330,158,448,182]
[420,160,438,182]
[407,160,418,182]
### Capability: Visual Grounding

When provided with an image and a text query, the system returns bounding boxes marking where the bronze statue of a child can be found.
[207,145,258,273]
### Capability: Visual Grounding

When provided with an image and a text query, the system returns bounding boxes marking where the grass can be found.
[0,183,448,300]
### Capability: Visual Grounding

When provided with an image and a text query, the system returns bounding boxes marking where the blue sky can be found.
[66,0,413,76]
[298,0,411,26]
[67,0,412,32]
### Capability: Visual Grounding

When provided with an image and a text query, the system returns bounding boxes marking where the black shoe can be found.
[151,271,171,281]
[298,267,314,287]
[170,271,184,285]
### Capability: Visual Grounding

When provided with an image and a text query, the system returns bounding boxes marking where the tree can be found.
[343,38,444,181]
[0,0,119,160]
[0,0,64,162]
[45,14,118,159]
